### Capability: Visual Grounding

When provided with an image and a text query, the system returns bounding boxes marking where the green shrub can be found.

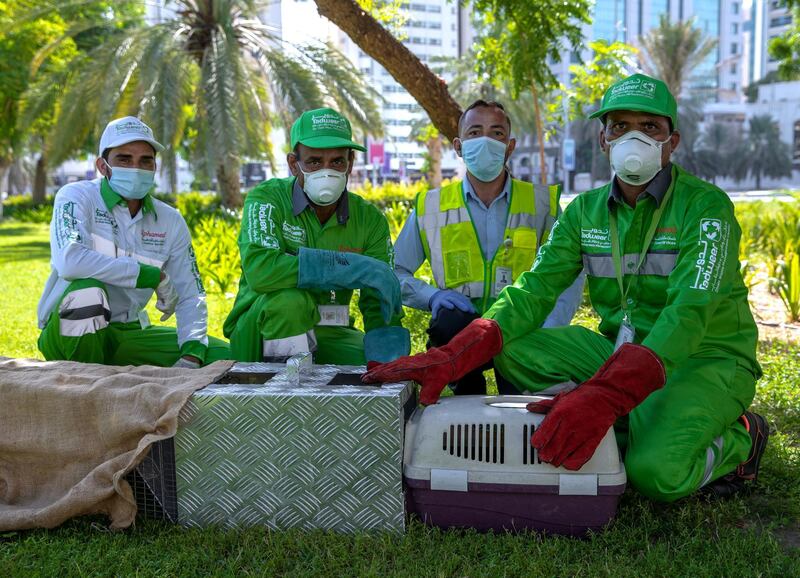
[770,242,800,322]
[1,195,54,224]
[384,201,412,240]
[192,215,241,295]
[173,191,239,229]
[352,180,444,210]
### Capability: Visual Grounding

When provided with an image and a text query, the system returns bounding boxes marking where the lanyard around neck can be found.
[608,178,675,317]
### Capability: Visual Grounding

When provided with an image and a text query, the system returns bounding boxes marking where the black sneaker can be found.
[735,411,770,481]
[700,411,770,500]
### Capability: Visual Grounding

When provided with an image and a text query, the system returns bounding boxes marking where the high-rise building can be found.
[749,0,794,82]
[580,1,750,102]
[338,1,471,179]
[264,1,473,180]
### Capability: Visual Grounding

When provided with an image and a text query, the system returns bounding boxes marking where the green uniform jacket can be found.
[223,176,401,338]
[484,164,761,379]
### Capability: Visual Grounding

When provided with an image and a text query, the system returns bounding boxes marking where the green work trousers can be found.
[495,325,755,502]
[38,279,230,366]
[227,288,366,365]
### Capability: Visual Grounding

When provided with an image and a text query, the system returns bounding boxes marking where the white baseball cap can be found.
[98,116,165,157]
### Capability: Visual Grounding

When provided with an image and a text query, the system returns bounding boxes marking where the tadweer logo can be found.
[114,119,153,137]
[701,219,721,241]
[610,78,656,100]
[692,218,728,292]
[311,113,347,132]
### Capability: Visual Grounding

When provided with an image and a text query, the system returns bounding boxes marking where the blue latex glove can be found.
[363,326,411,364]
[429,289,477,320]
[297,247,402,324]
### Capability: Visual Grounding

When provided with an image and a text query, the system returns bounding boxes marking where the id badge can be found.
[138,309,151,329]
[317,305,349,326]
[494,267,513,296]
[614,317,635,351]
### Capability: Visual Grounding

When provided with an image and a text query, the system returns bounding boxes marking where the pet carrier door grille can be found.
[441,423,505,464]
[522,423,544,465]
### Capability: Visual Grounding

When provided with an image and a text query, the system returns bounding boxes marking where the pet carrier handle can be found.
[482,394,553,407]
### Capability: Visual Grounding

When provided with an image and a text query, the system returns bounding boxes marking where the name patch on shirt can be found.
[581,227,611,250]
[652,227,678,249]
[141,230,167,248]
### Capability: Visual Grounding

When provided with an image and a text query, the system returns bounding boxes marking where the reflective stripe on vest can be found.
[416,179,558,300]
[582,251,678,278]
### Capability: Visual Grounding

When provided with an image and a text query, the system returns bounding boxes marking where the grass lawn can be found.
[1,221,799,576]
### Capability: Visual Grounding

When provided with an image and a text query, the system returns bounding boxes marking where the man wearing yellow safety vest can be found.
[393,99,583,395]
[365,75,768,502]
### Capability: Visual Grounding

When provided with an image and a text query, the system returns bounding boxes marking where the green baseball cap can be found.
[589,74,678,130]
[290,108,366,152]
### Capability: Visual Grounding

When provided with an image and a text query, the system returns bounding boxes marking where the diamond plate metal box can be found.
[130,362,415,533]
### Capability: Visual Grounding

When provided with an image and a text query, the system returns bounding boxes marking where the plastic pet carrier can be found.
[403,395,627,536]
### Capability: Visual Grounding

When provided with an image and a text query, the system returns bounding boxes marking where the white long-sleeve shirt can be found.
[37,179,209,353]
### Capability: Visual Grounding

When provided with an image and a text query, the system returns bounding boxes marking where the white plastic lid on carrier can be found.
[403,395,627,536]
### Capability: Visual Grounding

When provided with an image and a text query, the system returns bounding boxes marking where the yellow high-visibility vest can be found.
[415,178,561,312]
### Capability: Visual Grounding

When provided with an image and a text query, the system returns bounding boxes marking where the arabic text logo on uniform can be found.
[114,119,154,138]
[610,77,657,100]
[692,218,728,292]
[311,112,347,133]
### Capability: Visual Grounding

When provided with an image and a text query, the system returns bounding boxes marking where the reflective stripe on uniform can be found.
[700,436,725,487]
[58,286,111,337]
[507,212,538,230]
[582,251,678,278]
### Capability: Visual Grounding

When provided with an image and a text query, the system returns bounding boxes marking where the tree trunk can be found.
[755,170,761,191]
[217,154,242,208]
[0,159,9,196]
[32,151,48,204]
[427,135,442,189]
[530,82,547,184]
[314,0,462,141]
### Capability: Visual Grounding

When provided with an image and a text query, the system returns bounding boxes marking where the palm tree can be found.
[638,15,717,99]
[743,115,793,190]
[23,0,382,207]
[696,121,736,184]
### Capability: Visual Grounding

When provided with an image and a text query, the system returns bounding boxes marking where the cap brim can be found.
[298,135,366,152]
[589,103,674,123]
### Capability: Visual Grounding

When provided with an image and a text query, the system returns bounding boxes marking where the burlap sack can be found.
[0,356,233,530]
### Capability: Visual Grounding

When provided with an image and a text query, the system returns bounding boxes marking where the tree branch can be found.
[313,0,462,141]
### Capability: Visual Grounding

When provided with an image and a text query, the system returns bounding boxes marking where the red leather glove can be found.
[361,318,503,404]
[527,343,666,470]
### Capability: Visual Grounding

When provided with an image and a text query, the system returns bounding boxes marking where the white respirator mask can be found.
[301,168,347,206]
[608,130,671,185]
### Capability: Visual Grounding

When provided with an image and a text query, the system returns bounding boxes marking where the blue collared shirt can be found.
[393,173,584,326]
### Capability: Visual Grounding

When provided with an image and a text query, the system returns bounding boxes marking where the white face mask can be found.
[300,168,348,206]
[608,131,671,185]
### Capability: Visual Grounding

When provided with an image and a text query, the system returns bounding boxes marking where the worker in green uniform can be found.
[224,108,408,365]
[363,74,769,502]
